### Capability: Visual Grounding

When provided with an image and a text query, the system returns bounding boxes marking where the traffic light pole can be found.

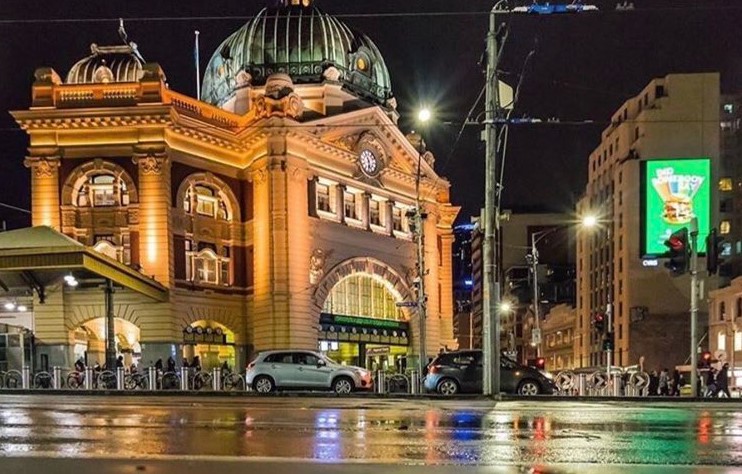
[690,220,699,396]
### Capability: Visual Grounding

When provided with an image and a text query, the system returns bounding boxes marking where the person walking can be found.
[166,356,176,373]
[672,369,682,396]
[648,370,659,396]
[706,368,718,398]
[717,363,731,398]
[115,355,124,369]
[658,368,670,396]
[154,358,163,371]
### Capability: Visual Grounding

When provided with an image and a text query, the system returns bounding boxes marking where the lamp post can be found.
[414,108,431,378]
[529,216,598,359]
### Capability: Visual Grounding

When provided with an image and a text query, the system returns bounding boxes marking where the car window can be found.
[294,353,320,365]
[264,353,293,364]
[501,357,517,369]
[452,354,476,366]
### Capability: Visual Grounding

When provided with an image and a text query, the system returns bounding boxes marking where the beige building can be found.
[8,1,459,372]
[708,278,742,386]
[540,304,577,371]
[576,73,720,370]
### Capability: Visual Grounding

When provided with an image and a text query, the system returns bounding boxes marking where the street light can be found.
[499,301,512,314]
[413,107,432,379]
[529,216,599,357]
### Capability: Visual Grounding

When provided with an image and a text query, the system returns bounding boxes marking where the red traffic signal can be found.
[699,351,712,368]
[664,228,690,276]
[592,313,606,333]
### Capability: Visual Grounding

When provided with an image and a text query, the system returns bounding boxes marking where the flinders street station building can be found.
[5,0,460,371]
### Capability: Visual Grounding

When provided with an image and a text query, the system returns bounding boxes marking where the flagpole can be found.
[195,30,201,101]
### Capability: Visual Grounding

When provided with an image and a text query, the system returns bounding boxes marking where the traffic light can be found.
[706,228,725,275]
[602,332,614,351]
[664,228,690,276]
[592,313,606,333]
[528,357,546,370]
[699,351,712,368]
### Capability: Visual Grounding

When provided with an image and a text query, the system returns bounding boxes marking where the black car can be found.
[423,350,557,395]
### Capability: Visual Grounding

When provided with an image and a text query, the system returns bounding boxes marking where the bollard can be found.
[578,373,587,396]
[612,374,621,397]
[375,370,386,395]
[212,367,222,391]
[22,366,31,389]
[53,367,62,390]
[180,367,189,391]
[116,367,125,390]
[84,367,94,390]
[410,371,420,395]
[148,367,157,391]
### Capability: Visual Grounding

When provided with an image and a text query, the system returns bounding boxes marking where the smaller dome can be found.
[66,44,144,84]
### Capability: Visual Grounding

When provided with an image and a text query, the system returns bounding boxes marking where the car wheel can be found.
[332,376,354,394]
[517,379,541,396]
[436,378,460,396]
[253,375,275,394]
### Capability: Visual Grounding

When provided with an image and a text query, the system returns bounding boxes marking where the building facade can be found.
[11,0,459,371]
[576,73,720,371]
[540,304,577,371]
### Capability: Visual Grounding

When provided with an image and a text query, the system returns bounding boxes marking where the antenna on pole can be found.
[194,30,201,101]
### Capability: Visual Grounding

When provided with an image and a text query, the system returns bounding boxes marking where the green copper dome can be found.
[201,2,393,108]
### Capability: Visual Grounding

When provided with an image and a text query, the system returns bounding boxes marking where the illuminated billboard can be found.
[641,158,711,256]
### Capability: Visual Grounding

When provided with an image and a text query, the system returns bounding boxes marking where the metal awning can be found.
[0,226,168,302]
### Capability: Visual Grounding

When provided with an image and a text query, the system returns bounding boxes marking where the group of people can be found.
[705,363,731,398]
[647,368,684,396]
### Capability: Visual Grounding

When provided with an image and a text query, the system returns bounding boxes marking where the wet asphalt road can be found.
[1,395,742,473]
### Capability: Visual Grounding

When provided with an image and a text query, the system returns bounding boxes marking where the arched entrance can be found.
[72,318,141,369]
[315,258,414,371]
[182,320,236,371]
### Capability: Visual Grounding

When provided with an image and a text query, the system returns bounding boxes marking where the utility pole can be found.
[530,235,541,357]
[482,2,504,397]
[689,217,699,396]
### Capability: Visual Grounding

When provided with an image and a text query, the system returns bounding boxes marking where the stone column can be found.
[33,286,73,368]
[133,153,172,287]
[336,185,345,223]
[24,156,61,229]
[361,192,371,229]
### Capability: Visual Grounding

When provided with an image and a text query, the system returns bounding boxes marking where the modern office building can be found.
[576,73,721,371]
[6,0,460,372]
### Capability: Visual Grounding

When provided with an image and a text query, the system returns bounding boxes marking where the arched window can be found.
[183,184,231,221]
[76,172,130,207]
[184,242,231,286]
[323,273,403,320]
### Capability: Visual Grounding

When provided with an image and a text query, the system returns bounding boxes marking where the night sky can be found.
[1,0,741,228]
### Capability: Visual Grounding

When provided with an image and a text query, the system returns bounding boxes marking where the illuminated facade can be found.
[12,1,459,370]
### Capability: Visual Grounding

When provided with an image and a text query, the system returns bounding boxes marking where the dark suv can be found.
[423,350,556,395]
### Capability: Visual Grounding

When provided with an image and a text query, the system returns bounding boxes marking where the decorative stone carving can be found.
[309,249,332,285]
[322,66,342,82]
[251,169,268,185]
[252,73,304,119]
[24,157,60,178]
[133,154,167,176]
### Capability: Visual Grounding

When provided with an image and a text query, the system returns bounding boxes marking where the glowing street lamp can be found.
[417,108,432,124]
[582,214,598,228]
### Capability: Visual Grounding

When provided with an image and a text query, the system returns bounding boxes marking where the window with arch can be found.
[76,173,130,207]
[184,241,231,286]
[183,184,230,221]
[322,273,404,320]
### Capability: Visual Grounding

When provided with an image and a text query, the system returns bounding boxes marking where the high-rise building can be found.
[576,73,721,371]
[6,1,460,371]
[452,224,475,349]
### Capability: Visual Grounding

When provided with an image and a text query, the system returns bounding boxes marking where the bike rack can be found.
[555,371,576,395]
[386,374,410,394]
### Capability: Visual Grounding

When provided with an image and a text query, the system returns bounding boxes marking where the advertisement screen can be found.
[642,158,711,256]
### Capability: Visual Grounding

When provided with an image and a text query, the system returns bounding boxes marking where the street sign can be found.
[395,302,417,308]
[531,329,542,345]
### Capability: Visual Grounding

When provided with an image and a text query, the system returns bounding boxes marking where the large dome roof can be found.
[201,2,393,108]
[66,44,144,84]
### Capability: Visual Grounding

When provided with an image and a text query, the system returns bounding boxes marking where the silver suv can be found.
[245,350,373,394]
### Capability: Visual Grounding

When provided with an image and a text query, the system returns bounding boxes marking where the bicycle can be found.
[222,372,245,391]
[124,371,148,390]
[97,370,117,390]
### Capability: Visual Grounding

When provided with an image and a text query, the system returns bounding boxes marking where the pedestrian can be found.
[221,360,230,374]
[115,355,124,369]
[672,369,681,396]
[705,368,718,398]
[658,368,669,396]
[155,358,163,371]
[191,356,201,372]
[166,356,176,373]
[717,363,731,398]
[648,370,659,396]
[74,357,85,373]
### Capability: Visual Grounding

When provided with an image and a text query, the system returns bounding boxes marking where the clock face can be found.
[359,149,379,176]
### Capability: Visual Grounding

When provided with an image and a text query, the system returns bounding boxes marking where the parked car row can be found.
[245,349,556,396]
